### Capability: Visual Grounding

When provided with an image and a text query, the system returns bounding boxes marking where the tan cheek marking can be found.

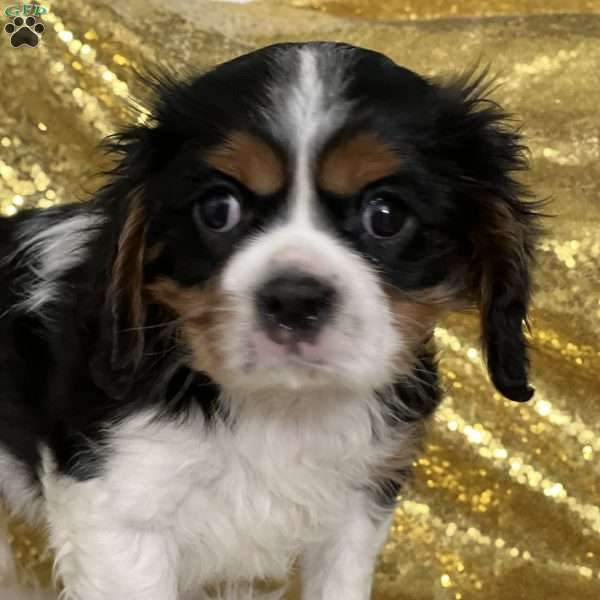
[389,296,442,348]
[204,131,285,196]
[318,132,402,196]
[146,277,230,382]
[384,284,466,368]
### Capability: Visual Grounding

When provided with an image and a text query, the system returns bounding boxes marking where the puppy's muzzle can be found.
[256,272,337,345]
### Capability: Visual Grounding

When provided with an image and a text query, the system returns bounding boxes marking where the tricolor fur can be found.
[0,42,542,599]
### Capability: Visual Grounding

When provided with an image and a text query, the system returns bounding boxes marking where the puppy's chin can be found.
[211,331,402,397]
[231,362,341,395]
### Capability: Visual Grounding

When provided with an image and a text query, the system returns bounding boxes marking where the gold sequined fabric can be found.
[1,1,599,598]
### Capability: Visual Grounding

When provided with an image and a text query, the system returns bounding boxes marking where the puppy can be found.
[0,42,541,600]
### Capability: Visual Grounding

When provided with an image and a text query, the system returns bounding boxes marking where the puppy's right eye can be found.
[194,189,242,233]
[360,189,416,241]
[362,198,407,239]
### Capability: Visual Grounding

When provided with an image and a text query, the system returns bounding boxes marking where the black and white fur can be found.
[0,42,541,599]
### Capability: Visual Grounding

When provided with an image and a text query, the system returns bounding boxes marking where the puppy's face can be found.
[106,43,540,401]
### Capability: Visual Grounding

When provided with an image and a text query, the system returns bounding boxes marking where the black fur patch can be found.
[370,349,441,508]
[0,42,541,491]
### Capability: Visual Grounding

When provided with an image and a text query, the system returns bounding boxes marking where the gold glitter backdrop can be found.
[1,1,599,599]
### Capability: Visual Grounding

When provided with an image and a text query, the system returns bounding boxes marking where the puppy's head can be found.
[97,43,541,402]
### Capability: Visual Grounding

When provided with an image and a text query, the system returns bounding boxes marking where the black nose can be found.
[256,273,337,344]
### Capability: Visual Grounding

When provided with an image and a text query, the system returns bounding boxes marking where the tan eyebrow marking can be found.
[204,131,285,196]
[318,132,402,196]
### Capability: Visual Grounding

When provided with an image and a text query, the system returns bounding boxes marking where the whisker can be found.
[121,319,182,333]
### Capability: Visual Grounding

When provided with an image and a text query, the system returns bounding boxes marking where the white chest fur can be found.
[42,391,416,595]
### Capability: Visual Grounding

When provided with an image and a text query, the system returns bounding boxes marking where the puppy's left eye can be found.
[194,190,242,232]
[361,193,413,239]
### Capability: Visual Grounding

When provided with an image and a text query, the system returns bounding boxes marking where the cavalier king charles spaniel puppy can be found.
[0,42,541,600]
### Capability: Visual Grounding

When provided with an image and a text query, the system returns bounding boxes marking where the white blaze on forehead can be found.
[279,47,351,222]
[215,46,405,392]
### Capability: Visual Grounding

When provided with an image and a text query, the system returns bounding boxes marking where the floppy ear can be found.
[109,189,149,381]
[90,187,149,399]
[434,73,543,402]
[89,77,185,399]
[473,199,536,401]
[88,120,166,398]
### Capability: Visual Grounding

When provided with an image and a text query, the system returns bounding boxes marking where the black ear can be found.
[89,76,183,399]
[90,187,149,399]
[433,73,543,402]
[475,200,536,402]
[109,189,148,381]
[89,121,166,398]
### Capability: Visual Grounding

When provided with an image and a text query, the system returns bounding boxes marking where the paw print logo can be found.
[4,15,45,48]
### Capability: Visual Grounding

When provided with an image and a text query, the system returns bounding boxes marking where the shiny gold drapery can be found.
[1,1,599,598]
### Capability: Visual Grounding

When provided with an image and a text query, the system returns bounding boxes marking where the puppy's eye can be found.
[195,190,242,232]
[362,196,410,239]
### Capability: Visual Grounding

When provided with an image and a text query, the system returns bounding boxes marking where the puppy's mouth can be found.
[248,329,329,371]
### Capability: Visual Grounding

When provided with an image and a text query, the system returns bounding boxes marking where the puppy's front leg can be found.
[48,519,179,600]
[43,471,179,600]
[301,496,393,600]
